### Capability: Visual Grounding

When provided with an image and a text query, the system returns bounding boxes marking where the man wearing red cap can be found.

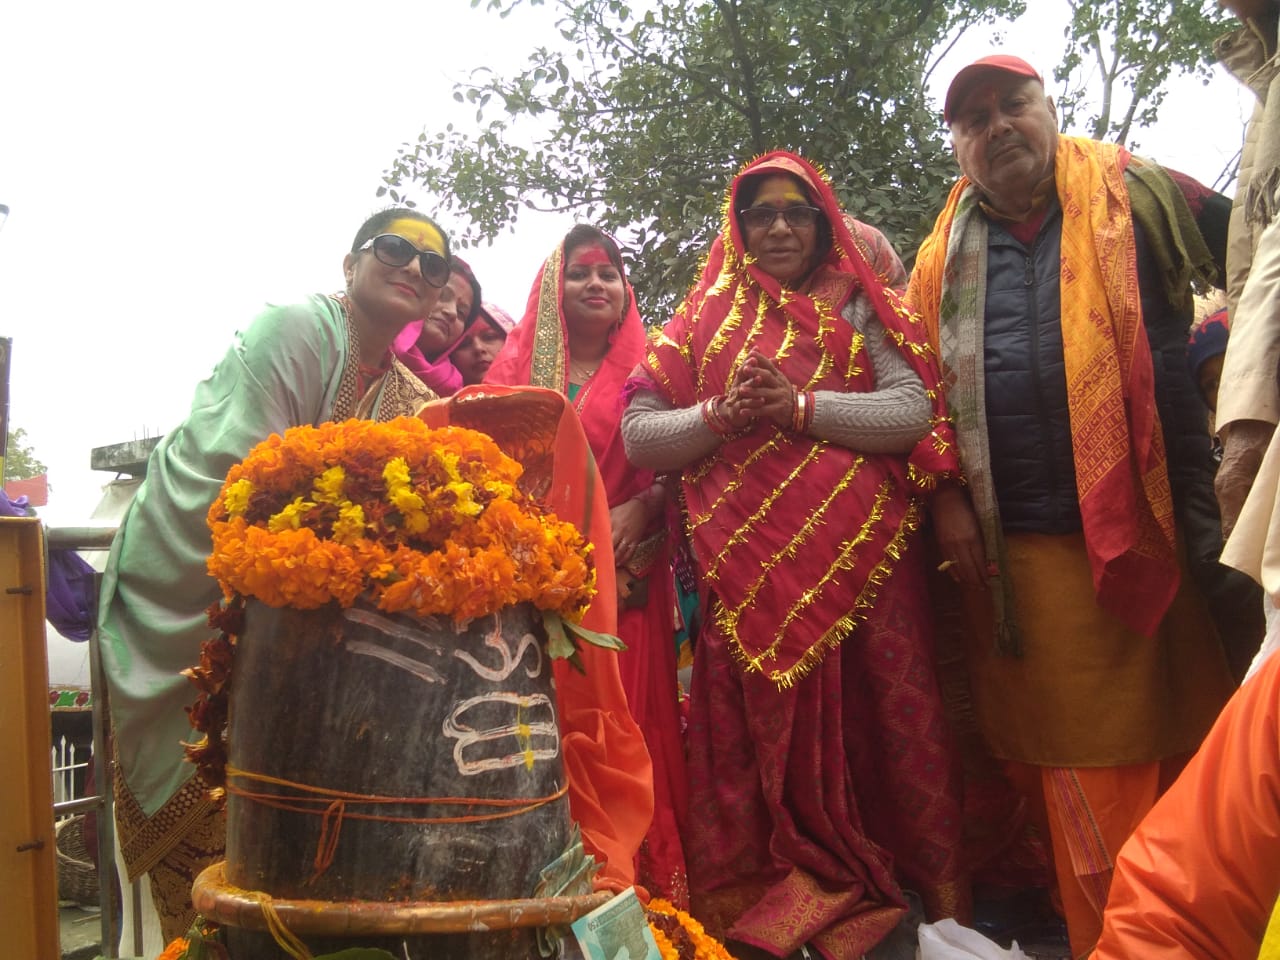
[908,54,1239,956]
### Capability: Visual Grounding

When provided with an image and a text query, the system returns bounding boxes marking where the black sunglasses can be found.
[359,234,451,288]
[738,205,822,231]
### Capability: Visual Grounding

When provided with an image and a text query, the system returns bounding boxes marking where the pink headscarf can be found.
[391,257,481,397]
[477,302,517,335]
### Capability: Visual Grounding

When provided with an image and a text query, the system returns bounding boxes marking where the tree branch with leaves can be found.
[1054,0,1232,148]
[382,0,1025,322]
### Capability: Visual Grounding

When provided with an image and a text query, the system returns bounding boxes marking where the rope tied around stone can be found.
[225,764,569,882]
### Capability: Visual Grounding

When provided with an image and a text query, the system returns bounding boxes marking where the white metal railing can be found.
[51,735,92,816]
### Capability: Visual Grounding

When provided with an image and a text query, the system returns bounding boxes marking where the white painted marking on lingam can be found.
[452,616,542,682]
[343,607,448,655]
[344,639,446,685]
[443,692,561,774]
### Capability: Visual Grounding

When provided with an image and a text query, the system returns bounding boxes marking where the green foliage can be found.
[4,428,46,481]
[384,0,1024,322]
[1055,0,1232,146]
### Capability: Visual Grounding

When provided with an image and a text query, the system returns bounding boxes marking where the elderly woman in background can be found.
[99,208,449,950]
[485,224,689,905]
[453,301,516,386]
[391,255,482,395]
[621,152,965,960]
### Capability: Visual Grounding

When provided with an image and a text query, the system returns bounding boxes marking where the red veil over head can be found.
[643,150,959,687]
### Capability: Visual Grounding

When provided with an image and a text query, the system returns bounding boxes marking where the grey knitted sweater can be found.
[621,294,931,472]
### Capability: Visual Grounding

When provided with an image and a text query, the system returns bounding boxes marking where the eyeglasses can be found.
[359,234,451,288]
[738,205,822,231]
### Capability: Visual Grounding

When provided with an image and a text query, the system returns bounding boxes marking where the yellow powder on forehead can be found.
[750,178,809,206]
[384,218,446,256]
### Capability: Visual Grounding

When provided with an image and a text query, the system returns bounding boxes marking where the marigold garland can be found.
[646,898,738,960]
[205,417,596,624]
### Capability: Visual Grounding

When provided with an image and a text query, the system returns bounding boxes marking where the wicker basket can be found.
[55,815,100,905]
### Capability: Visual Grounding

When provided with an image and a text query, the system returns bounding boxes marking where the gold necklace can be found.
[569,356,602,382]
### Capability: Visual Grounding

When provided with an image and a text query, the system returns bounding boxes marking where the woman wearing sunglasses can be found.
[97,207,450,951]
[392,256,484,396]
[484,224,689,906]
[621,152,966,960]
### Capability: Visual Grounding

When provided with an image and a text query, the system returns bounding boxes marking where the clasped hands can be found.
[716,350,798,431]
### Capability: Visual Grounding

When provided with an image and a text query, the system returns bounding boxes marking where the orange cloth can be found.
[907,136,1179,640]
[1006,760,1177,959]
[418,385,654,891]
[1094,652,1280,960]
[485,231,689,903]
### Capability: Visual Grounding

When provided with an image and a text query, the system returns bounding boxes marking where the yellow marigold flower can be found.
[223,478,254,517]
[436,449,463,482]
[312,465,346,504]
[483,479,517,500]
[389,485,426,515]
[398,505,431,536]
[382,456,412,490]
[446,481,482,518]
[331,501,366,544]
[267,497,315,532]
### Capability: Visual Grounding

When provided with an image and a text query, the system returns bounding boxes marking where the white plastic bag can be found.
[916,919,1029,960]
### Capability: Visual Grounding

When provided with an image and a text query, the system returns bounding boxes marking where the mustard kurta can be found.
[961,533,1234,766]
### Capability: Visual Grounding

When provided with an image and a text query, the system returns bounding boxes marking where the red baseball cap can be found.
[943,54,1043,124]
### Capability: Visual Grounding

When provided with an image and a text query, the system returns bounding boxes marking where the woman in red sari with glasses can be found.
[485,224,689,906]
[621,152,965,959]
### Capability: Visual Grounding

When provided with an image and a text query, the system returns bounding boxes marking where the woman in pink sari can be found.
[391,256,481,395]
[485,224,689,906]
[621,152,966,959]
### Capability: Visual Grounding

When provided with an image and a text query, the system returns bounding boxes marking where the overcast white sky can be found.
[0,0,1254,529]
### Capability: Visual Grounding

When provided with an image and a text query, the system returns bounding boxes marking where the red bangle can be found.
[702,396,734,437]
[790,389,816,434]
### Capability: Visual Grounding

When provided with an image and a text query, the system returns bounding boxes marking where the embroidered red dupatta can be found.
[644,151,958,687]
